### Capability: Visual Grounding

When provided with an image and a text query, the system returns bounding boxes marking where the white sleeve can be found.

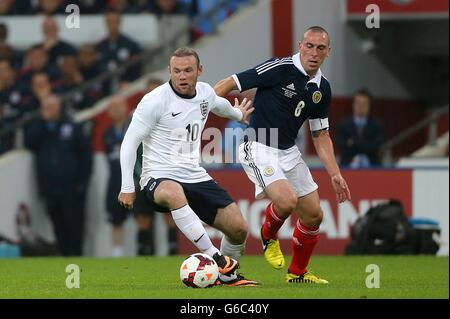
[210,95,243,121]
[120,96,162,193]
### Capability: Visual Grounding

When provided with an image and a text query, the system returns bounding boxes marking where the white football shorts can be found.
[238,141,318,199]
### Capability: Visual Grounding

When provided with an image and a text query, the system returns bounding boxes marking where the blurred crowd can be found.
[0,10,143,154]
[0,0,250,155]
[0,0,252,258]
[0,0,197,16]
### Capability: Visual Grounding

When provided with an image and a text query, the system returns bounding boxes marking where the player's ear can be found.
[197,64,203,76]
[326,47,331,58]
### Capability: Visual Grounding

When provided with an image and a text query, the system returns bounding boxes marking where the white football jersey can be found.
[120,81,242,193]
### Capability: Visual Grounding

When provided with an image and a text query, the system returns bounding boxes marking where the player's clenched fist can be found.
[118,192,136,210]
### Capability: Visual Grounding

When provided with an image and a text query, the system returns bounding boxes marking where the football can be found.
[179,253,219,288]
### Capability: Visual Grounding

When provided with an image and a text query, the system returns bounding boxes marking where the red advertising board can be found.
[178,169,413,256]
[347,0,449,14]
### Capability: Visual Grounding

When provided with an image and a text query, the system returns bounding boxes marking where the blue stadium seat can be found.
[179,0,252,34]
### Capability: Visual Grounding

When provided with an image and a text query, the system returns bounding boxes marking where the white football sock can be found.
[220,236,245,262]
[171,205,220,257]
[217,236,244,282]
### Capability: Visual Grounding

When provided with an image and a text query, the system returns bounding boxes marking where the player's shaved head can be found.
[299,26,331,77]
[303,26,330,46]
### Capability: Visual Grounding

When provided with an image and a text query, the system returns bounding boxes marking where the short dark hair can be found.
[170,47,200,66]
[304,26,330,45]
[352,88,373,108]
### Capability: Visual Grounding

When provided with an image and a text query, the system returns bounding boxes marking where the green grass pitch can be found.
[0,256,447,299]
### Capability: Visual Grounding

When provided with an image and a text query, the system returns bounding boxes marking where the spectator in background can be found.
[96,10,142,92]
[1,0,35,15]
[78,44,100,81]
[0,58,26,122]
[147,0,190,16]
[34,0,66,15]
[78,44,105,102]
[0,42,13,62]
[50,50,104,113]
[24,95,92,256]
[20,45,60,92]
[0,23,23,68]
[53,55,100,110]
[22,72,53,115]
[40,16,78,67]
[75,0,104,14]
[0,0,15,15]
[108,0,139,13]
[0,104,15,155]
[104,95,131,257]
[336,89,385,168]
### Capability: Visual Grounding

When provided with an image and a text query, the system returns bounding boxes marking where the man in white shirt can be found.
[118,47,257,286]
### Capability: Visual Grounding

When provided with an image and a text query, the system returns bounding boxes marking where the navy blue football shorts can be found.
[143,178,234,226]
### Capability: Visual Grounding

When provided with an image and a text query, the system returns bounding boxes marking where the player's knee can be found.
[275,195,297,214]
[155,181,186,208]
[309,207,323,226]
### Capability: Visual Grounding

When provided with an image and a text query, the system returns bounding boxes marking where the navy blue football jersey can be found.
[234,53,331,150]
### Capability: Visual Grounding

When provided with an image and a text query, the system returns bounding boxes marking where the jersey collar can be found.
[292,53,322,88]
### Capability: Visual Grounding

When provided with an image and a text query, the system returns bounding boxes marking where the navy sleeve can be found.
[309,82,331,120]
[235,58,288,91]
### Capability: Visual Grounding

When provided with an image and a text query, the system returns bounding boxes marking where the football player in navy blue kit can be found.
[215,26,351,284]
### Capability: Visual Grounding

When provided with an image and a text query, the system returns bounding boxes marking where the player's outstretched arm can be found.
[214,76,238,97]
[211,95,254,124]
[312,128,351,203]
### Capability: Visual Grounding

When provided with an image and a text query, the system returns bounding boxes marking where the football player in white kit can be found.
[118,48,258,286]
